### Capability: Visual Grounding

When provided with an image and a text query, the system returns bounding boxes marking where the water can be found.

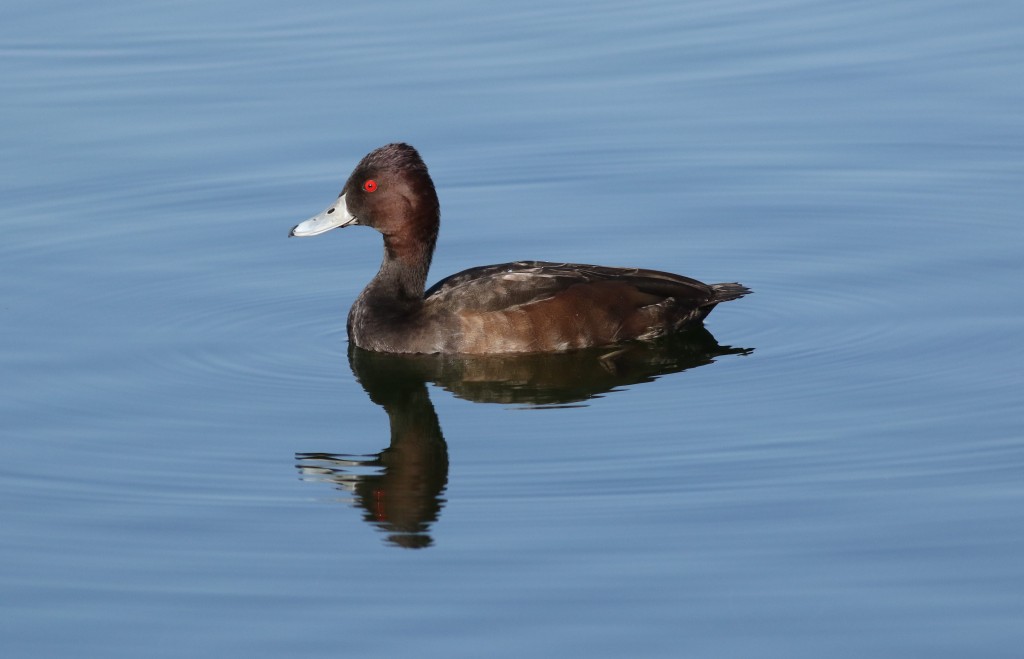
[2,1,1023,656]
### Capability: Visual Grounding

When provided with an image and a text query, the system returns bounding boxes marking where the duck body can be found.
[291,143,749,355]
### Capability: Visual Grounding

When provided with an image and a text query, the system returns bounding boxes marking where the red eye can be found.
[363,179,377,192]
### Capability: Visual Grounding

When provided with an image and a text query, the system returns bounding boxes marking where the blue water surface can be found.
[2,1,1023,657]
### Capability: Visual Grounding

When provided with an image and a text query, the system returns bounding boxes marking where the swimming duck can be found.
[290,143,748,354]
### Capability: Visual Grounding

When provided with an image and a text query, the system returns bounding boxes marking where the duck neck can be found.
[363,235,434,310]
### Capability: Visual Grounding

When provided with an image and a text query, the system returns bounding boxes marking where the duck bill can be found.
[289,193,358,237]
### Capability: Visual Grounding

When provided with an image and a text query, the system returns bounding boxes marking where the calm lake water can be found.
[3,1,1023,656]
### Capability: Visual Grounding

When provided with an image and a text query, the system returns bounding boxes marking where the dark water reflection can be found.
[297,329,751,548]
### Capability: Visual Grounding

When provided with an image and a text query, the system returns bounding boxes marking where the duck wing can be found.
[424,260,742,314]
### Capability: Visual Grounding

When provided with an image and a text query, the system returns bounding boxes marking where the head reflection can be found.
[296,327,750,548]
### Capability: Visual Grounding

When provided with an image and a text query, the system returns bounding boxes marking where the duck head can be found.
[290,143,440,265]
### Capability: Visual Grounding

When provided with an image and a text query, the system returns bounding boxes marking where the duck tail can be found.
[710,282,751,302]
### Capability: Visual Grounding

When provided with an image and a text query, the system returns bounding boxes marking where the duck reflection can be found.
[296,327,750,548]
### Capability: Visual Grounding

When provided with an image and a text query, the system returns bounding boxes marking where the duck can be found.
[290,143,749,354]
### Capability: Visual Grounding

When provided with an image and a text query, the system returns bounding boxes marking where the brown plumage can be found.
[290,143,749,354]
